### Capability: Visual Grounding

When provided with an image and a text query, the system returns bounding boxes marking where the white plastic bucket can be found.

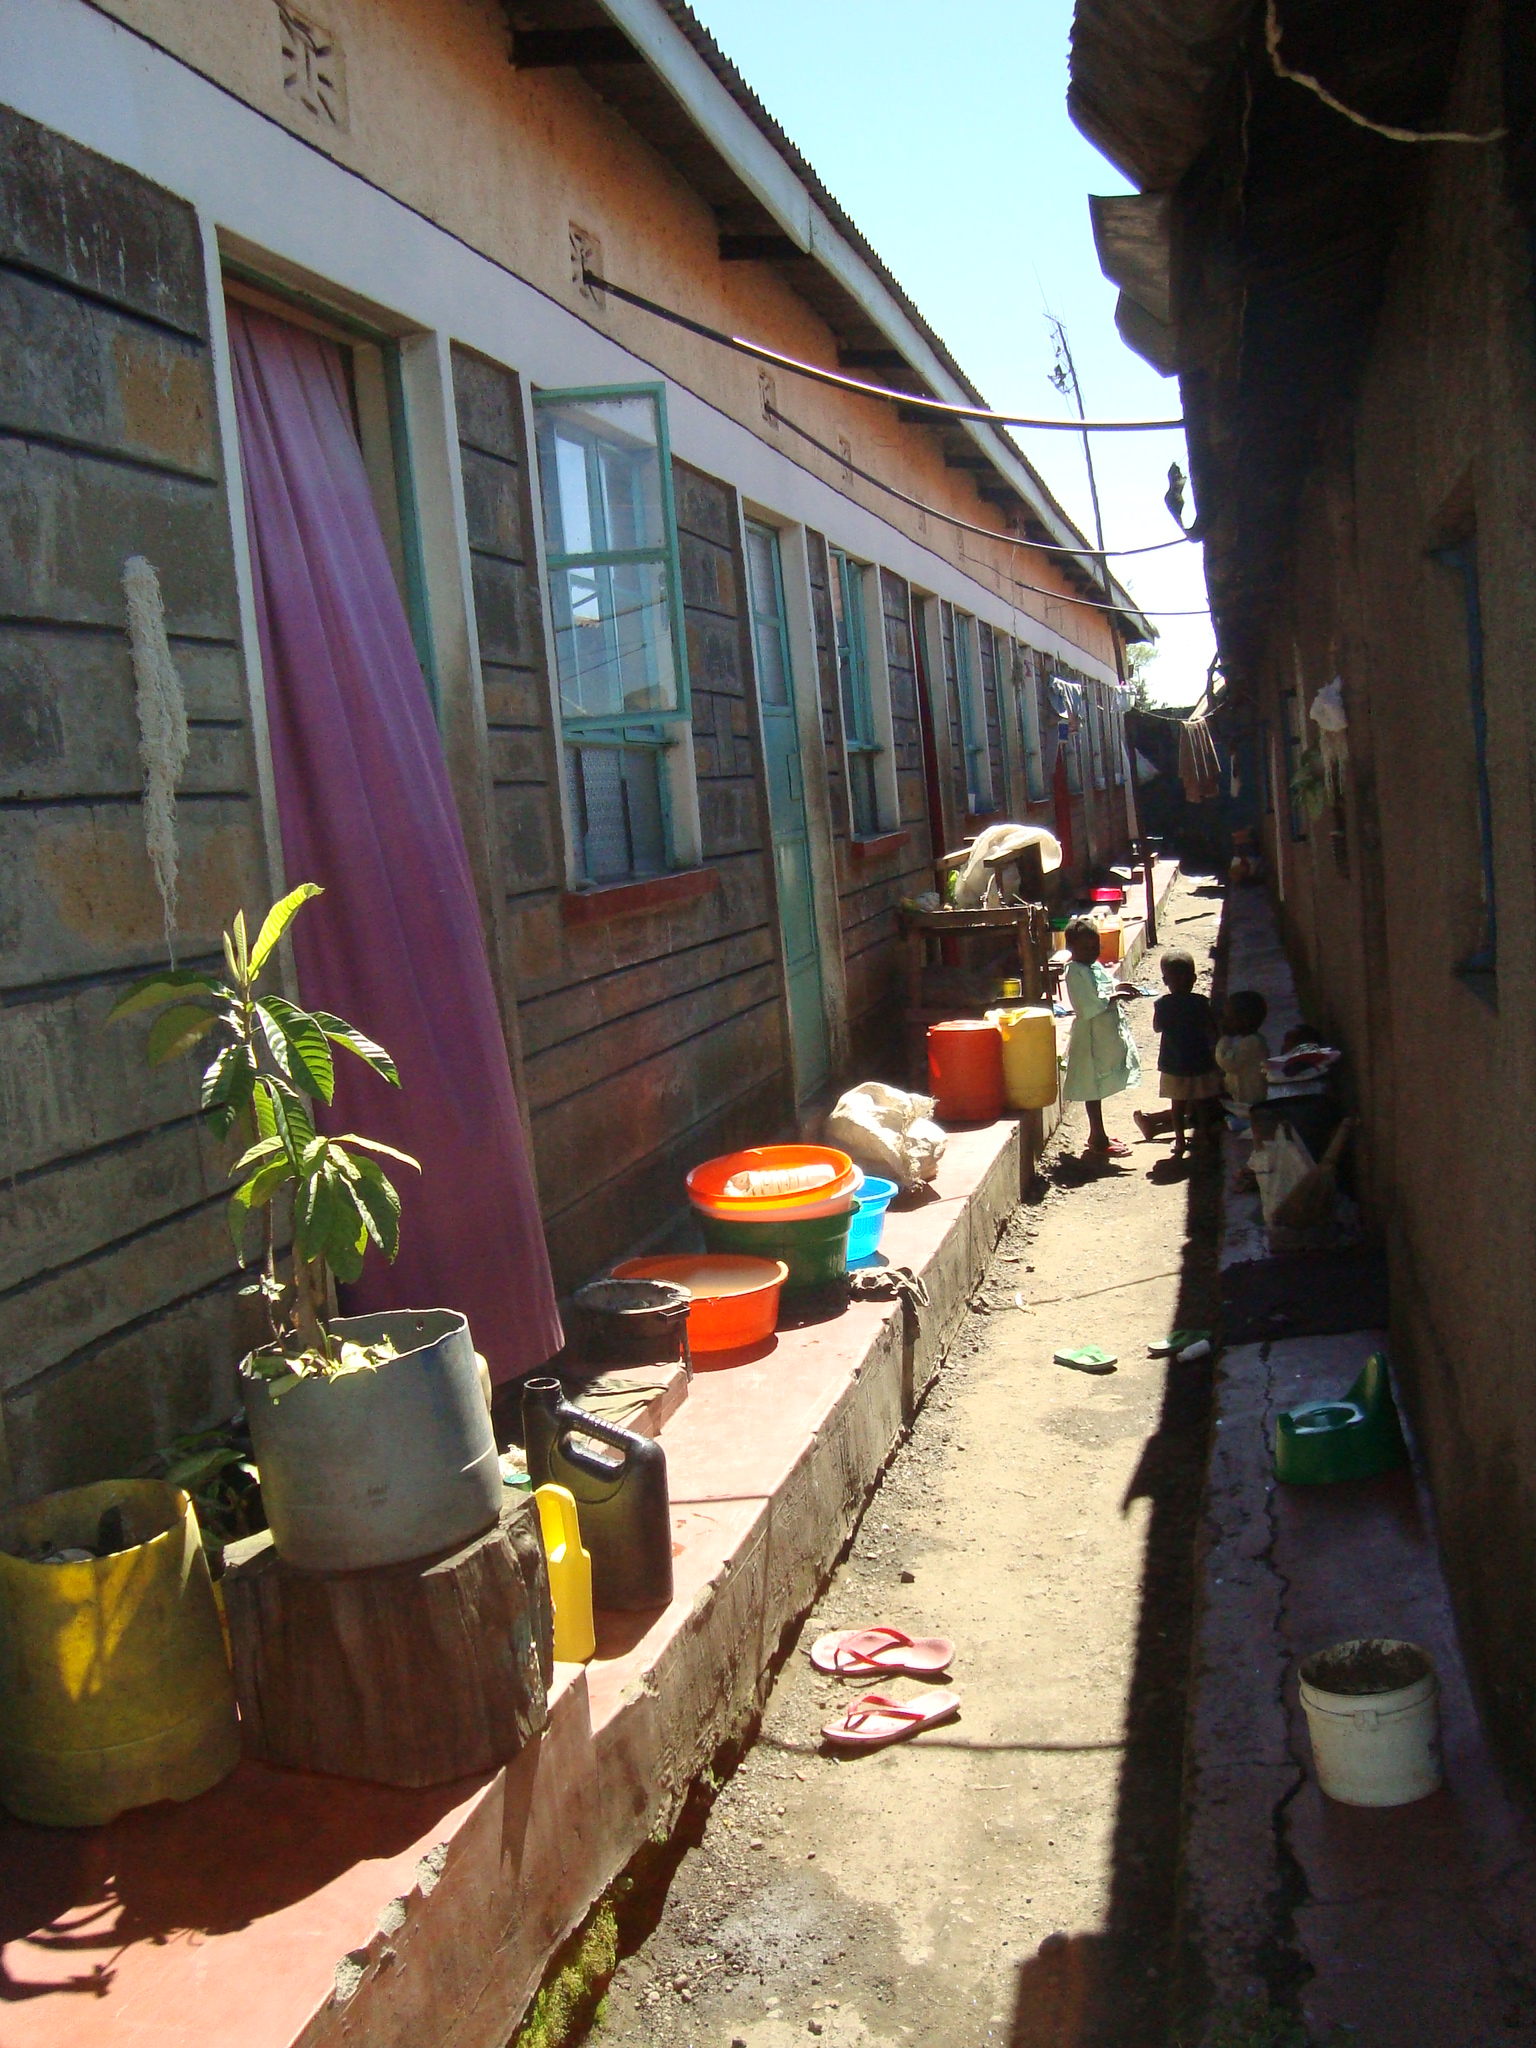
[1299,1638,1442,1807]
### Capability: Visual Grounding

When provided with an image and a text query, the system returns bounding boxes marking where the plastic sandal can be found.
[822,1690,960,1753]
[810,1626,955,1679]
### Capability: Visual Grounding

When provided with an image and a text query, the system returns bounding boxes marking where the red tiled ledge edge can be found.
[561,867,718,925]
[848,829,911,864]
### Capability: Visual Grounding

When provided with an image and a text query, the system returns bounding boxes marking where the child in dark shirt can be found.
[1151,951,1219,1157]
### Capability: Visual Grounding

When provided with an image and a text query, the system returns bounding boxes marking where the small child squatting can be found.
[1062,917,1141,1161]
[1215,989,1270,1105]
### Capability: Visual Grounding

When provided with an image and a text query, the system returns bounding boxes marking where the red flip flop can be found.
[1085,1137,1132,1160]
[822,1690,961,1753]
[810,1626,955,1679]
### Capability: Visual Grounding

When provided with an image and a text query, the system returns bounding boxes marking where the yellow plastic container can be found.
[986,1006,1060,1110]
[1094,914,1124,963]
[0,1479,240,1826]
[535,1483,595,1664]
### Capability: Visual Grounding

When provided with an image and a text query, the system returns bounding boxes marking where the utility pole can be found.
[1046,313,1157,940]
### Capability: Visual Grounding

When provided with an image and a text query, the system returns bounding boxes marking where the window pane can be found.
[954,613,987,809]
[550,558,679,720]
[745,524,791,707]
[567,743,668,882]
[621,745,666,874]
[536,395,667,557]
[831,554,871,745]
[848,749,879,837]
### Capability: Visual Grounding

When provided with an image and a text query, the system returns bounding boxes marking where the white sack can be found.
[1249,1122,1314,1225]
[825,1081,947,1194]
[951,822,1062,908]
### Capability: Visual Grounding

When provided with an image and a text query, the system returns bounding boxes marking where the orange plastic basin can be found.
[611,1255,788,1353]
[685,1145,857,1216]
[928,1018,1006,1124]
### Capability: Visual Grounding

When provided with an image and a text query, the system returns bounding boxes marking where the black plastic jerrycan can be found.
[521,1377,673,1612]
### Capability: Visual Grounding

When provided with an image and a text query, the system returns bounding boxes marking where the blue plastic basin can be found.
[845,1178,899,1267]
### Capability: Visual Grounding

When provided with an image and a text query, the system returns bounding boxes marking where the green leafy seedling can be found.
[110,884,418,1376]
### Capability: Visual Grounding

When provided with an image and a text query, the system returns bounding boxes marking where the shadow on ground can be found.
[1006,909,1227,2048]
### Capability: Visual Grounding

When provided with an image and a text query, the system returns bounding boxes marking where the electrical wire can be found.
[766,405,1210,620]
[766,404,1190,561]
[583,271,1185,431]
[1264,0,1506,145]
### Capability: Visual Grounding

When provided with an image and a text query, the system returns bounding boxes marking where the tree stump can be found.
[222,1498,553,1787]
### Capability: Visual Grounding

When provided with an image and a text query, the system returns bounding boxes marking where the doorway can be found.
[744,520,831,1100]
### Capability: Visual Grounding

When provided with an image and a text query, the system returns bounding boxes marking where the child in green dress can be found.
[1062,918,1142,1160]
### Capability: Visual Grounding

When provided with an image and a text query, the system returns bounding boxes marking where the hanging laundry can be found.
[1178,717,1222,803]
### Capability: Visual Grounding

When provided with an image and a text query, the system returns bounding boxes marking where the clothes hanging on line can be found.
[1178,717,1222,804]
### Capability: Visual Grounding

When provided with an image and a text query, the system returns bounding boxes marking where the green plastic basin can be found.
[698,1206,852,1294]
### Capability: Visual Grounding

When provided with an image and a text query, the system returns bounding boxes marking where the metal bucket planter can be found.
[0,1479,239,1826]
[242,1309,501,1572]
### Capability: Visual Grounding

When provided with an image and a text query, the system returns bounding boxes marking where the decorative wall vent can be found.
[570,226,604,307]
[278,4,348,130]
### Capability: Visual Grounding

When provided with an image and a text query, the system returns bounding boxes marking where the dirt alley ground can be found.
[584,874,1226,2048]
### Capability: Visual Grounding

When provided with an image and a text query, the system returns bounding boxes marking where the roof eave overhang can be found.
[591,0,1153,640]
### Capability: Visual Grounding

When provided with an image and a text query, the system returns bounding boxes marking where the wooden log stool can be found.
[222,1496,553,1787]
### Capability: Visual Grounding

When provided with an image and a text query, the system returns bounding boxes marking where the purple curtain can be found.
[227,303,562,1382]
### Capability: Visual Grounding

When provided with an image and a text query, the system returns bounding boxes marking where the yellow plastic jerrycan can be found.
[535,1483,596,1664]
[0,1479,240,1827]
[985,1005,1060,1111]
[1094,914,1124,964]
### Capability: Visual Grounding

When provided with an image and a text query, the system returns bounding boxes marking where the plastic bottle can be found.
[534,1484,595,1664]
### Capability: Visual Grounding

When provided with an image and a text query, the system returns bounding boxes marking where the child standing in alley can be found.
[1151,950,1220,1157]
[1062,917,1141,1161]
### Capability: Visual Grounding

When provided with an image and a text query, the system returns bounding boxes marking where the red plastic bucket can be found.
[927,1019,1005,1124]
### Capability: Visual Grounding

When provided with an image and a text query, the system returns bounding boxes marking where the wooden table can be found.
[900,902,1056,1007]
[899,902,1058,1087]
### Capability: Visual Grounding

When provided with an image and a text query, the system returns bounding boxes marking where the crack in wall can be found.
[1255,1340,1316,2016]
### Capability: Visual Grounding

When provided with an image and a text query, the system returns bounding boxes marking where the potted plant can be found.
[110,886,503,1572]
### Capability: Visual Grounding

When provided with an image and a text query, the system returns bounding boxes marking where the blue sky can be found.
[686,0,1215,705]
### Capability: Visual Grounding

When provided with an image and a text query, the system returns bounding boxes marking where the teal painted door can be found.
[745,522,830,1098]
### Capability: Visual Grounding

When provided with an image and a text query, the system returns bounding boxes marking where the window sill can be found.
[561,868,718,925]
[849,829,911,864]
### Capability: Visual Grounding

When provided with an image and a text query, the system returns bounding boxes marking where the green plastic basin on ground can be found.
[698,1206,852,1294]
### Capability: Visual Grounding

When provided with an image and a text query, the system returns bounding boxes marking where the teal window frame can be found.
[1018,649,1048,803]
[953,608,991,813]
[1282,688,1308,842]
[1088,686,1108,789]
[745,517,795,707]
[532,381,691,881]
[830,547,881,837]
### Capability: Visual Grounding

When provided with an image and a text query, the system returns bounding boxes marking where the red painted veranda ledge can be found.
[561,868,719,925]
[848,830,912,864]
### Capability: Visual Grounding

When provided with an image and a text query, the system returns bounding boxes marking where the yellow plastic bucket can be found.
[0,1479,240,1826]
[985,1006,1060,1111]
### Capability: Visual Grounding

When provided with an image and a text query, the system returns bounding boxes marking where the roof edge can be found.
[593,0,1153,637]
